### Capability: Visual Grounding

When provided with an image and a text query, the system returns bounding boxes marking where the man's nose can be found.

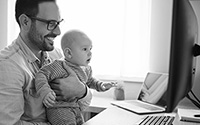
[53,25,61,36]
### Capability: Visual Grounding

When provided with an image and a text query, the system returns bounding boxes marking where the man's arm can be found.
[0,61,48,125]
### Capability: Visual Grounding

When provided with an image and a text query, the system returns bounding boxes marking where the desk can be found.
[83,97,200,125]
[83,96,115,121]
[84,96,114,113]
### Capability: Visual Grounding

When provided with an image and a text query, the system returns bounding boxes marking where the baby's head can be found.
[61,30,92,66]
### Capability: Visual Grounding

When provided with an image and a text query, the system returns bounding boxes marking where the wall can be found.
[0,0,8,50]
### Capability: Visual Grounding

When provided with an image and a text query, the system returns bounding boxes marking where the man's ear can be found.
[63,48,72,59]
[18,14,31,31]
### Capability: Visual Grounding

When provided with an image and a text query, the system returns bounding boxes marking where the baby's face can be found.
[70,37,92,66]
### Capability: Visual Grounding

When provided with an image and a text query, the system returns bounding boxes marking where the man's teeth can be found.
[47,37,55,41]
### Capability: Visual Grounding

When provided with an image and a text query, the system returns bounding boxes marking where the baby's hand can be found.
[101,82,117,91]
[43,91,56,108]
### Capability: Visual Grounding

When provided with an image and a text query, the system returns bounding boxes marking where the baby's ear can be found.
[63,48,72,59]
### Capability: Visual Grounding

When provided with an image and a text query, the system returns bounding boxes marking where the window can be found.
[7,0,19,45]
[7,0,151,80]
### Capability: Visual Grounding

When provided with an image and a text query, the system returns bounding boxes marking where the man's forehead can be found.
[37,2,60,20]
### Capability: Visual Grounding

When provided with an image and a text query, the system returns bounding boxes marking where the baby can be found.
[34,30,117,125]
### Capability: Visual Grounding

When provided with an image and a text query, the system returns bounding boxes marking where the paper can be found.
[178,108,200,123]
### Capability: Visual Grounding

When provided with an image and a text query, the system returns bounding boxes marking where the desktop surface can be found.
[83,97,200,125]
[83,105,144,125]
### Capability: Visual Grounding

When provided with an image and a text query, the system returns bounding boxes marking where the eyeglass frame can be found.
[26,15,64,31]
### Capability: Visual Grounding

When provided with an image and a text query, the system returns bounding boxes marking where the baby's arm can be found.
[43,91,56,108]
[101,82,117,91]
[87,76,117,91]
[86,66,117,91]
[35,71,54,100]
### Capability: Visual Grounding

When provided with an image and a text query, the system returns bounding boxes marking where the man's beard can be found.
[28,24,54,51]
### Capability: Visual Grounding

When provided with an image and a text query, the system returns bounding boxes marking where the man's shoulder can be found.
[0,42,19,59]
[0,48,26,76]
[0,44,25,67]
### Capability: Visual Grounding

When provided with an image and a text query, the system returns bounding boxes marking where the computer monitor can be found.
[166,0,200,112]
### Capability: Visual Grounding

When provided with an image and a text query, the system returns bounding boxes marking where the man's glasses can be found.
[27,15,63,31]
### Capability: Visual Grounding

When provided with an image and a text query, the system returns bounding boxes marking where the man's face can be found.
[28,2,61,51]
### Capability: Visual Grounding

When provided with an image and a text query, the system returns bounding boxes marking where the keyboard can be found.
[138,115,175,125]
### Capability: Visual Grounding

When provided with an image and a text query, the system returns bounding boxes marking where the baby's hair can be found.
[61,29,88,52]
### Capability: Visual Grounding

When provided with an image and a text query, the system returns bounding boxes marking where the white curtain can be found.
[8,0,151,80]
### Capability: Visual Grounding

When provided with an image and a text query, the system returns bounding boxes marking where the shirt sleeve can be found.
[0,61,48,125]
[85,66,105,91]
[35,72,53,101]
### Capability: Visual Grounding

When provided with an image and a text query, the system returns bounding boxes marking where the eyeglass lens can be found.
[47,20,63,31]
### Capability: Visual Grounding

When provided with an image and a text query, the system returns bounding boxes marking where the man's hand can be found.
[50,63,86,101]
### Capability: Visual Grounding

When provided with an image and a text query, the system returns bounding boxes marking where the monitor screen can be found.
[166,0,199,112]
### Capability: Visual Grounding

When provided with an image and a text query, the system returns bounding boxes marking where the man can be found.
[0,0,91,124]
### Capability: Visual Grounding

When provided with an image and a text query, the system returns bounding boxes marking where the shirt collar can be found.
[16,35,49,64]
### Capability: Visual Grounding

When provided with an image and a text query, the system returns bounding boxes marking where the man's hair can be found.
[15,0,56,26]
